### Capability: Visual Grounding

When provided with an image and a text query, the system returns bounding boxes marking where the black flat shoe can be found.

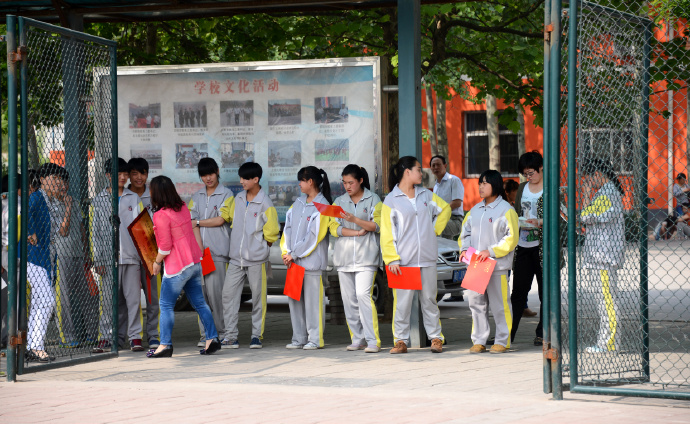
[147,346,173,358]
[200,338,221,355]
[26,349,54,363]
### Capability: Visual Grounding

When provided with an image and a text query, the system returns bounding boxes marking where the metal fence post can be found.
[5,15,19,382]
[110,46,119,355]
[542,0,553,395]
[566,0,579,391]
[548,0,563,400]
[17,16,29,375]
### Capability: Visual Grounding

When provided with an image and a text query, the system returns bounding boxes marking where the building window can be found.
[579,128,636,175]
[464,111,519,178]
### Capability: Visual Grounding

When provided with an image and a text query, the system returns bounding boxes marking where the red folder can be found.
[283,262,305,301]
[461,255,496,295]
[201,247,216,276]
[386,266,423,290]
[313,202,346,218]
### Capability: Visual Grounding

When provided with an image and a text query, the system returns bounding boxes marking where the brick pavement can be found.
[1,297,689,423]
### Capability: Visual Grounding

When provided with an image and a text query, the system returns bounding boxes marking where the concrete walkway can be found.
[1,296,689,423]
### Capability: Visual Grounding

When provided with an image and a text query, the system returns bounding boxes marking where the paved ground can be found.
[1,293,689,423]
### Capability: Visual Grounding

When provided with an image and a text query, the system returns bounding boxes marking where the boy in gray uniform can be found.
[127,157,160,349]
[221,162,280,348]
[188,158,234,346]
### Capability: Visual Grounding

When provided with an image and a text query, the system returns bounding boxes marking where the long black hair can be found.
[341,164,370,191]
[150,175,185,212]
[388,156,419,192]
[479,170,507,201]
[582,159,624,195]
[298,166,332,204]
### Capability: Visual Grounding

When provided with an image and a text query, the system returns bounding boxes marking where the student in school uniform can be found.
[380,156,451,354]
[128,157,160,349]
[329,165,383,353]
[280,166,332,350]
[221,162,280,349]
[459,169,519,354]
[188,158,234,347]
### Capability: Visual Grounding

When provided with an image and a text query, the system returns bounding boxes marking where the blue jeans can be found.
[159,263,217,345]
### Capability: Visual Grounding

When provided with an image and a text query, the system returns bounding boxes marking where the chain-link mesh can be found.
[21,21,117,367]
[558,1,690,394]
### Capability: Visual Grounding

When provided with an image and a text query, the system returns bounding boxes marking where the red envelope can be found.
[283,262,305,301]
[313,202,346,218]
[385,266,423,290]
[461,255,496,295]
[201,247,216,276]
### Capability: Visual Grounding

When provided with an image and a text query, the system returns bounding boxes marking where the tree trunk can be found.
[486,95,500,170]
[146,23,158,56]
[435,94,448,159]
[425,86,437,155]
[517,106,526,181]
[27,116,41,169]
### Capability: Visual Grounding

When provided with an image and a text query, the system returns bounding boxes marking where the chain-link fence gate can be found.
[4,16,118,381]
[544,0,690,400]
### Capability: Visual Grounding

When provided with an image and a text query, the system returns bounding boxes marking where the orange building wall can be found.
[421,85,543,211]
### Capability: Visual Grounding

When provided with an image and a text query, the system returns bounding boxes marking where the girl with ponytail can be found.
[380,156,451,354]
[280,166,332,350]
[329,164,382,353]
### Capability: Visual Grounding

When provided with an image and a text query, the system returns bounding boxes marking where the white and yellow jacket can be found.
[459,195,519,275]
[329,189,383,271]
[188,185,234,263]
[380,185,450,267]
[89,187,143,267]
[225,188,280,267]
[280,193,331,275]
[580,181,624,269]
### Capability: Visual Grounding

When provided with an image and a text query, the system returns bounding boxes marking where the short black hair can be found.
[677,173,687,180]
[128,157,149,174]
[1,175,8,193]
[504,179,519,194]
[430,155,446,166]
[238,162,262,181]
[479,169,507,200]
[518,151,543,174]
[197,157,219,177]
[105,157,129,175]
[39,162,69,181]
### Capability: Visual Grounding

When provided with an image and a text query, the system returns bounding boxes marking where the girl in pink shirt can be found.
[147,176,220,357]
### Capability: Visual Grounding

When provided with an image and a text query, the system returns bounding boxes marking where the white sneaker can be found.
[197,338,205,348]
[585,346,607,353]
[364,345,381,353]
[303,342,319,350]
[346,343,366,351]
[286,342,304,349]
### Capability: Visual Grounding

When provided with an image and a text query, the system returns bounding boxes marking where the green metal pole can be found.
[110,46,119,355]
[542,0,553,395]
[567,0,579,392]
[549,0,563,400]
[17,17,28,375]
[639,21,652,381]
[5,15,19,382]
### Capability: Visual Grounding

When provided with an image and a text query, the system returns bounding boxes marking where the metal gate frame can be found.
[4,15,119,381]
[543,0,690,401]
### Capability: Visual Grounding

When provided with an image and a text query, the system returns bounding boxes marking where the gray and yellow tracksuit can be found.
[459,196,519,348]
[380,185,450,346]
[189,184,234,339]
[280,193,331,347]
[329,189,383,348]
[132,185,160,345]
[581,181,624,352]
[90,187,144,345]
[221,188,280,343]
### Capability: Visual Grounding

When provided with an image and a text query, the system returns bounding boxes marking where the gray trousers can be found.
[55,256,98,343]
[441,215,463,240]
[96,269,113,342]
[392,266,443,345]
[198,261,226,339]
[338,270,380,347]
[222,262,267,341]
[140,267,160,342]
[118,263,143,343]
[588,267,620,351]
[288,272,325,347]
[467,272,513,347]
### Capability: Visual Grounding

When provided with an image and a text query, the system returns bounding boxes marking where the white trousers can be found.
[338,270,380,347]
[27,263,55,350]
[467,273,513,348]
[392,266,443,345]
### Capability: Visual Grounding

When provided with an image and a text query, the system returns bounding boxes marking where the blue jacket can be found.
[27,190,52,276]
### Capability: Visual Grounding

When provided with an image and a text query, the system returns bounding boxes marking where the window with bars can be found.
[464,111,519,178]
